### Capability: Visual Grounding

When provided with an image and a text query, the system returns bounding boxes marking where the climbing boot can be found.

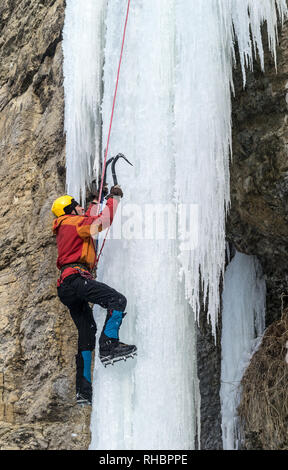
[76,376,92,405]
[75,352,93,405]
[99,334,137,367]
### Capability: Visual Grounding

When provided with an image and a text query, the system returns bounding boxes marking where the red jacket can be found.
[52,198,119,285]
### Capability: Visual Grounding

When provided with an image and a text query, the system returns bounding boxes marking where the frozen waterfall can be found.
[220,251,266,450]
[63,0,287,450]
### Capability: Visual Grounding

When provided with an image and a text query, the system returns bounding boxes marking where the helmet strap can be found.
[64,199,79,215]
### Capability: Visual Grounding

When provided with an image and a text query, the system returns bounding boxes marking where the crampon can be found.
[99,341,137,367]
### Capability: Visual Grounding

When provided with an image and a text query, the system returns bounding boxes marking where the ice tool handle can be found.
[89,157,114,204]
[93,153,133,204]
[111,153,133,186]
[101,157,114,203]
[93,153,133,267]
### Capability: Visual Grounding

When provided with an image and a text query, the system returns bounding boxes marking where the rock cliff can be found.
[0,0,91,450]
[229,22,288,325]
[227,21,288,449]
[197,20,288,450]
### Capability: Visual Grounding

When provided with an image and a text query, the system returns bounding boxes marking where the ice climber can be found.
[51,186,137,405]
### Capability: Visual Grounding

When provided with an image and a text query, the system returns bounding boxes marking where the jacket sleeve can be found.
[77,198,119,239]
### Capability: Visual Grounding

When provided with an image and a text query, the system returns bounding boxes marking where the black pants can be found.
[57,274,127,352]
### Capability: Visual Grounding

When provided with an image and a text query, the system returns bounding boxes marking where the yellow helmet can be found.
[51,195,79,217]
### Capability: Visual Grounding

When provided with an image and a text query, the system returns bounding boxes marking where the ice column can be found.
[174,0,287,337]
[89,0,200,450]
[63,0,108,203]
[220,251,266,450]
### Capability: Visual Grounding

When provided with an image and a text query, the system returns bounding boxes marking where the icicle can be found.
[174,0,287,337]
[89,0,199,450]
[174,0,233,337]
[63,0,108,204]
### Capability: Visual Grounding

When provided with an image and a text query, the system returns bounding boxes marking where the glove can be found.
[106,184,123,199]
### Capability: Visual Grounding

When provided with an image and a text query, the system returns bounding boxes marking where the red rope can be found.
[94,0,131,267]
[96,0,131,216]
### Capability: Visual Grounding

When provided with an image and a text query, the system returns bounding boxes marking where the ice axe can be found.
[101,156,114,203]
[89,157,114,203]
[92,153,133,203]
[111,153,133,186]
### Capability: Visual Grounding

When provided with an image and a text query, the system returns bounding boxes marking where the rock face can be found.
[198,21,288,450]
[228,22,288,326]
[0,0,91,450]
[196,307,223,450]
[226,21,288,449]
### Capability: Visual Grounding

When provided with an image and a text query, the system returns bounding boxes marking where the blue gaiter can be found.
[104,310,123,339]
[81,350,92,383]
